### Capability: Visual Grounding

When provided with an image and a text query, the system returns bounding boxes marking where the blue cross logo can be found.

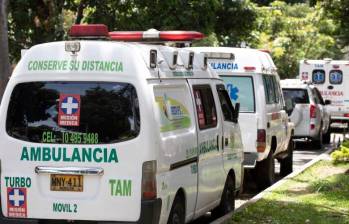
[8,188,25,207]
[61,96,79,115]
[227,83,239,101]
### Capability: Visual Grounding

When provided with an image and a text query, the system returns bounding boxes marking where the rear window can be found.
[312,70,325,84]
[6,82,140,144]
[221,76,255,112]
[329,70,343,84]
[282,88,309,115]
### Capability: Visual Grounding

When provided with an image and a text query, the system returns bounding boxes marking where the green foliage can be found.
[248,1,342,78]
[8,0,66,62]
[331,142,349,164]
[320,0,349,47]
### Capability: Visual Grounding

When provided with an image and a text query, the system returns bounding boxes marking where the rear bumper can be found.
[0,199,162,224]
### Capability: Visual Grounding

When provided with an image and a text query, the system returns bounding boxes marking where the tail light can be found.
[142,161,157,200]
[310,124,315,130]
[344,113,349,118]
[256,129,266,152]
[310,104,316,118]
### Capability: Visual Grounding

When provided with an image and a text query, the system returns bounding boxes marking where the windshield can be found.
[6,82,140,144]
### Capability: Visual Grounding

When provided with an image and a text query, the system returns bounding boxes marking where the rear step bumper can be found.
[0,198,162,224]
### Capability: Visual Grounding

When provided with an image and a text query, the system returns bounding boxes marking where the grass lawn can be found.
[230,160,349,224]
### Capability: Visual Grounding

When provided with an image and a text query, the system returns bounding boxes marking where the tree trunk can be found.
[0,0,10,101]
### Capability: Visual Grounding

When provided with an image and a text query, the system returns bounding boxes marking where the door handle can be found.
[35,166,104,175]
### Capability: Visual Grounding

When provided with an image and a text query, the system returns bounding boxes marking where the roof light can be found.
[244,66,256,71]
[204,52,234,60]
[69,24,109,38]
[333,65,340,69]
[109,29,204,42]
[65,41,81,54]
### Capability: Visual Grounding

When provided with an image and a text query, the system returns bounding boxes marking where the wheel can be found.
[167,194,185,224]
[322,129,331,144]
[212,175,235,218]
[312,125,323,149]
[280,140,294,177]
[255,150,275,190]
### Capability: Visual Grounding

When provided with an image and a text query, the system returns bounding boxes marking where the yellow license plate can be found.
[50,174,83,192]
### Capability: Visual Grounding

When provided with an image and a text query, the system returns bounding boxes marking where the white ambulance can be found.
[189,47,294,189]
[300,59,349,129]
[0,25,244,224]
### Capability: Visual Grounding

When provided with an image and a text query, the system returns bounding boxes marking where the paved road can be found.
[190,134,342,224]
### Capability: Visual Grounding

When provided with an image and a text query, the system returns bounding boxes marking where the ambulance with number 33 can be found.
[0,24,244,224]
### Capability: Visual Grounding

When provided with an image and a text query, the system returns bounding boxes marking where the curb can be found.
[210,147,333,224]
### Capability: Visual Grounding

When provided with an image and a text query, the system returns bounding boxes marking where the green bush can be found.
[331,144,349,164]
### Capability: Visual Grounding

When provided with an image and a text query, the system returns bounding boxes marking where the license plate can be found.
[50,174,83,192]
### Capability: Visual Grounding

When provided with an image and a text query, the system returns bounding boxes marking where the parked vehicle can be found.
[0,25,244,224]
[281,79,331,147]
[189,47,295,189]
[299,59,349,131]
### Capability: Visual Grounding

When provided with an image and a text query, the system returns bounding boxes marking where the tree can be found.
[320,0,349,47]
[0,0,11,100]
[249,1,342,78]
[8,0,65,61]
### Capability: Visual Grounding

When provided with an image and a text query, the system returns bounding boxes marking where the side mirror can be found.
[233,103,240,123]
[325,99,331,105]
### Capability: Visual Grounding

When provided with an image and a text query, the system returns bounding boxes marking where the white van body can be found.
[0,40,243,223]
[189,47,294,189]
[299,59,349,127]
[281,79,331,146]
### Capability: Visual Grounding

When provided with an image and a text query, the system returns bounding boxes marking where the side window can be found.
[263,75,276,104]
[313,87,325,105]
[271,76,280,103]
[193,85,217,129]
[329,70,343,85]
[312,69,325,84]
[221,76,255,112]
[216,84,235,122]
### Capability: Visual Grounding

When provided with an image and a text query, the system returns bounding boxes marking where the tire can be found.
[212,175,235,218]
[312,126,323,149]
[255,150,275,190]
[280,140,294,177]
[167,194,185,224]
[322,129,331,144]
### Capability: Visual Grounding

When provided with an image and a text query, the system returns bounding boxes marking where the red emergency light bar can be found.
[244,66,256,71]
[109,30,204,42]
[69,24,109,37]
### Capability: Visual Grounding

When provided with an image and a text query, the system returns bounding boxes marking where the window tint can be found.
[193,85,217,129]
[282,88,309,115]
[312,70,325,84]
[263,75,278,104]
[6,82,140,144]
[329,70,343,84]
[216,85,235,122]
[313,87,325,105]
[271,76,280,103]
[221,76,255,112]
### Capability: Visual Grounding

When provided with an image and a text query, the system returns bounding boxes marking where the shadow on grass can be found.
[230,198,349,224]
[231,170,349,224]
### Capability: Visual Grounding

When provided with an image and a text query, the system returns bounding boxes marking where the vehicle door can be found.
[1,81,144,221]
[215,84,244,189]
[221,75,257,165]
[187,79,225,217]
